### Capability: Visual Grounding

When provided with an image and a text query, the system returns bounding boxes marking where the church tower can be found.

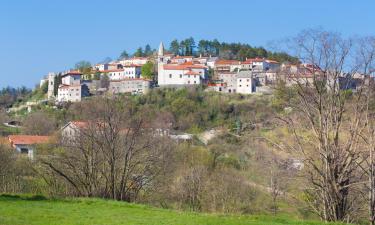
[157,42,165,85]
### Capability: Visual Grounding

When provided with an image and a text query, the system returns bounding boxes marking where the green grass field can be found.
[0,195,341,225]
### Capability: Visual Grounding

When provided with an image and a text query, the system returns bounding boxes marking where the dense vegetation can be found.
[168,38,299,63]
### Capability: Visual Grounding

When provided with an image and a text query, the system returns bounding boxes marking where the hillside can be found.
[0,195,342,225]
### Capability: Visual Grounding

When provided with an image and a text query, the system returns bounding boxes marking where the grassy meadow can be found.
[0,195,344,225]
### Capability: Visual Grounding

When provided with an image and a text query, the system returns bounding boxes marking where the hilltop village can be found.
[39,42,368,103]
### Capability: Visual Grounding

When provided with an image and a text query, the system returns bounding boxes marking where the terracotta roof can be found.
[163,64,206,70]
[63,71,82,76]
[215,60,240,65]
[266,60,279,64]
[8,135,50,146]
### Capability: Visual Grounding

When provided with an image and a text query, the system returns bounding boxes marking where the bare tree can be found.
[356,36,375,225]
[23,111,56,135]
[42,97,171,201]
[279,29,370,222]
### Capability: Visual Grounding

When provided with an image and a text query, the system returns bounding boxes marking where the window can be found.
[20,148,28,154]
[169,74,172,78]
[194,81,196,84]
[239,85,242,87]
[239,79,242,82]
[180,74,182,78]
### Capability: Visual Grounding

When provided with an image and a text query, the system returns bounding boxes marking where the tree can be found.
[53,74,62,97]
[74,60,92,74]
[43,97,171,201]
[119,50,129,60]
[23,111,56,135]
[144,44,152,56]
[280,29,369,222]
[100,74,110,89]
[170,39,180,55]
[141,61,154,80]
[134,47,144,57]
[355,36,375,225]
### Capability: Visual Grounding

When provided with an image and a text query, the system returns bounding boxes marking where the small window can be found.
[169,74,172,78]
[20,148,28,154]
[180,74,182,78]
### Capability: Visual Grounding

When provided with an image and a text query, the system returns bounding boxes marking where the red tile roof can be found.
[63,70,82,76]
[8,135,50,146]
[215,60,240,65]
[163,63,206,70]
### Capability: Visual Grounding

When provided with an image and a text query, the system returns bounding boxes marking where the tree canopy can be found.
[169,38,299,63]
[141,61,154,80]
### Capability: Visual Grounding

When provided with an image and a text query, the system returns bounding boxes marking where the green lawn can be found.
[0,195,340,225]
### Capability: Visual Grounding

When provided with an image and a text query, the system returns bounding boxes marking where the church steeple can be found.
[158,42,164,57]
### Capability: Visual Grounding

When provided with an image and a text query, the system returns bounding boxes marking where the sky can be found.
[0,0,374,88]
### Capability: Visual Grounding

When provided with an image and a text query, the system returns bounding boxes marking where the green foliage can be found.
[119,50,129,59]
[134,47,144,57]
[74,60,92,74]
[169,39,180,55]
[141,61,154,80]
[53,74,62,96]
[170,38,299,63]
[0,196,344,225]
[144,44,153,56]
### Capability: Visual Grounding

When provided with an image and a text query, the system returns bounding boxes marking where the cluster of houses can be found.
[40,41,373,103]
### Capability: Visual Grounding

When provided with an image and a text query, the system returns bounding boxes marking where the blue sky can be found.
[0,0,374,88]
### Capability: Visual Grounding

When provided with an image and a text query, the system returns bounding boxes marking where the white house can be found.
[57,84,90,102]
[95,63,109,71]
[61,121,88,141]
[102,69,125,80]
[217,72,237,93]
[123,65,142,79]
[158,63,206,86]
[8,135,50,160]
[236,71,255,94]
[61,71,82,86]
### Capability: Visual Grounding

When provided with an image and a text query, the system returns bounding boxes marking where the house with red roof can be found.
[8,135,50,159]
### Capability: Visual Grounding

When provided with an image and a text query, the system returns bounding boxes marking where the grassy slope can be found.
[0,195,342,225]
